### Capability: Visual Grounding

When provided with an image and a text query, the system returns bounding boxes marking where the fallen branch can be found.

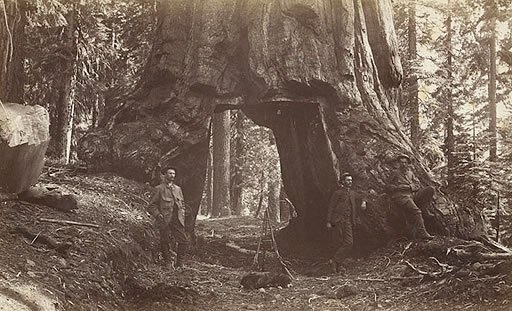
[226,242,256,255]
[429,257,453,274]
[447,247,512,261]
[19,186,78,212]
[353,276,423,282]
[11,225,72,254]
[38,217,100,228]
[404,260,430,276]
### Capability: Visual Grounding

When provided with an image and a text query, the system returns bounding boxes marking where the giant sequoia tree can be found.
[79,0,485,250]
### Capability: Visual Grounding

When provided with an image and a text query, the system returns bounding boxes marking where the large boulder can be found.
[0,103,49,193]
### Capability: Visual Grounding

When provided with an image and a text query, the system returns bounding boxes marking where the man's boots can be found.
[411,212,434,240]
[175,243,187,268]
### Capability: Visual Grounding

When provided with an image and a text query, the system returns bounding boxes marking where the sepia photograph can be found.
[0,0,511,310]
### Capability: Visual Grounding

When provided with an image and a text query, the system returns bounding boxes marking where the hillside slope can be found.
[0,168,511,310]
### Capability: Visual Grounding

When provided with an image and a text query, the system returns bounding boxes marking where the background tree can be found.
[230,110,244,216]
[24,0,155,163]
[211,110,231,217]
[392,0,512,244]
[0,0,26,103]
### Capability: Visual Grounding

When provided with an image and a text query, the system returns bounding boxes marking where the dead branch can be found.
[353,276,423,282]
[429,257,454,274]
[400,242,413,256]
[404,260,430,276]
[38,217,100,228]
[447,247,512,261]
[11,225,72,254]
[226,242,256,254]
[479,236,512,255]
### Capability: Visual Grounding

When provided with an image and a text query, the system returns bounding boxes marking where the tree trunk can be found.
[445,0,455,187]
[0,0,25,103]
[212,110,231,217]
[267,176,280,223]
[203,134,214,216]
[408,0,420,146]
[48,9,77,163]
[78,0,485,253]
[231,111,244,216]
[488,3,497,162]
[279,185,290,223]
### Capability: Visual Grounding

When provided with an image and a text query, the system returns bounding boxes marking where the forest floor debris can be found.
[0,168,511,310]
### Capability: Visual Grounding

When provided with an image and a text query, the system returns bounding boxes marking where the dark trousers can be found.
[332,219,354,264]
[157,212,189,265]
[400,186,434,238]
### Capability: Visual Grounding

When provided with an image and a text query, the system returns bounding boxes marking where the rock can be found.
[0,103,49,193]
[335,284,359,299]
[240,272,292,290]
[25,259,36,267]
[57,258,68,268]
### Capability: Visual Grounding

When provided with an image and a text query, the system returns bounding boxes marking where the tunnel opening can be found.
[205,100,340,255]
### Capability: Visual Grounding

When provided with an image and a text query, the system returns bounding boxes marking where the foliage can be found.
[393,0,512,245]
[230,112,280,216]
[23,0,155,159]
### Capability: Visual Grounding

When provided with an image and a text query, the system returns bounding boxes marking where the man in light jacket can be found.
[148,167,189,268]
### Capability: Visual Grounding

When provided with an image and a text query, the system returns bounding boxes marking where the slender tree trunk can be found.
[231,111,244,215]
[49,9,77,163]
[211,111,231,217]
[408,0,419,145]
[0,0,25,103]
[445,1,455,187]
[205,132,214,216]
[488,4,497,162]
[267,176,280,223]
[254,170,266,218]
[279,185,290,223]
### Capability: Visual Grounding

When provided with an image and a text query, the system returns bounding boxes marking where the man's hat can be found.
[339,172,352,183]
[396,154,411,163]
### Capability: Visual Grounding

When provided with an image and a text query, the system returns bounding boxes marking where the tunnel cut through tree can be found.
[78,0,485,251]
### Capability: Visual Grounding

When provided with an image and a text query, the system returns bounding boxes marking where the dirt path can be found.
[0,171,511,310]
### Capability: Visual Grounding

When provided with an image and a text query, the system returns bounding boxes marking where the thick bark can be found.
[211,111,231,217]
[78,0,485,253]
[407,1,419,146]
[0,0,25,103]
[445,3,455,187]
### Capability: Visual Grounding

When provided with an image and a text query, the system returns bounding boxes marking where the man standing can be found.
[388,154,434,240]
[148,167,189,268]
[326,173,367,273]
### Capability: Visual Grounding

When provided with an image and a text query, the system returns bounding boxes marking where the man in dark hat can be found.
[326,172,367,273]
[388,154,434,240]
[148,167,189,268]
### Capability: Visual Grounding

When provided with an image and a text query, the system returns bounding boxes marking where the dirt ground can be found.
[1,168,511,311]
